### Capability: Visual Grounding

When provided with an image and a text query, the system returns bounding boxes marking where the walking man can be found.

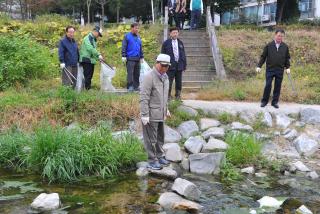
[190,0,203,30]
[256,29,291,109]
[161,27,187,100]
[140,54,171,170]
[167,0,177,27]
[58,26,79,88]
[122,23,144,92]
[79,26,104,90]
[176,0,187,30]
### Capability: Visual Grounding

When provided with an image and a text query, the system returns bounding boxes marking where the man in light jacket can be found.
[190,0,203,30]
[140,54,171,170]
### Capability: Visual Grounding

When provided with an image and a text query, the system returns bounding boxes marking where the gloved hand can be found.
[140,58,144,63]
[286,68,291,74]
[167,110,171,118]
[60,63,66,69]
[99,55,104,61]
[122,57,127,63]
[256,67,261,73]
[141,117,150,125]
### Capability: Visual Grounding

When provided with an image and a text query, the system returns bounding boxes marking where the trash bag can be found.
[100,62,116,92]
[75,64,85,93]
[140,60,152,85]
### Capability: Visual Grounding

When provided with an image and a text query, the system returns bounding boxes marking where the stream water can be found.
[1,168,319,214]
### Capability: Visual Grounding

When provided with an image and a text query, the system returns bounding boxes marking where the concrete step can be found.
[182,80,213,88]
[179,30,207,37]
[185,48,212,55]
[183,74,216,81]
[186,65,215,72]
[184,71,215,76]
[186,53,212,57]
[187,57,214,65]
[184,44,209,48]
[180,38,208,44]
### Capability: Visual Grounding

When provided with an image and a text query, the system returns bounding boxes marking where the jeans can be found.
[261,69,284,104]
[190,9,201,29]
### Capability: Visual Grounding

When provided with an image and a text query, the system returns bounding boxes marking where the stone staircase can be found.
[179,30,216,90]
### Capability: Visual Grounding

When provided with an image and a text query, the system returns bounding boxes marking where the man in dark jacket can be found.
[58,26,79,88]
[257,29,291,109]
[122,23,144,92]
[161,27,187,100]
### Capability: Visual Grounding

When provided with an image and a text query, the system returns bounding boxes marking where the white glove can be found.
[60,63,66,69]
[122,57,127,63]
[99,55,103,61]
[141,117,150,125]
[140,58,144,63]
[256,67,261,73]
[286,68,291,74]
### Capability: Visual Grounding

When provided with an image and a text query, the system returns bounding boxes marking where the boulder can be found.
[240,111,257,124]
[296,205,313,214]
[177,105,198,117]
[181,158,190,171]
[201,127,225,140]
[189,153,225,175]
[158,192,203,212]
[184,136,205,154]
[294,134,319,157]
[136,167,149,177]
[283,129,298,141]
[291,161,311,172]
[301,108,320,125]
[258,196,284,208]
[163,143,183,162]
[255,172,267,178]
[200,118,221,131]
[231,122,253,132]
[171,178,201,201]
[177,121,199,139]
[202,138,229,152]
[262,111,273,127]
[31,193,60,211]
[241,167,255,174]
[149,167,178,180]
[164,125,182,144]
[277,147,301,159]
[112,130,131,140]
[136,161,148,169]
[276,114,293,129]
[307,171,319,180]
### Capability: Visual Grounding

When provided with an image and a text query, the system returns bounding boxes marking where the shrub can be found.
[233,89,247,101]
[225,132,262,166]
[0,35,57,90]
[217,112,234,124]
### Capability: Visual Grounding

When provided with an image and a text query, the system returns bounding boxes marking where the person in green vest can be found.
[190,0,203,30]
[79,26,104,90]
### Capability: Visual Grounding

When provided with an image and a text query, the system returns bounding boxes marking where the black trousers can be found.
[261,70,284,105]
[126,60,140,90]
[82,63,95,90]
[168,67,183,98]
[176,12,186,30]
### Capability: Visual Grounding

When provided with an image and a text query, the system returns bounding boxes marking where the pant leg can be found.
[70,66,78,89]
[169,12,174,26]
[190,11,196,29]
[195,10,201,29]
[133,61,141,90]
[83,63,94,90]
[142,121,159,161]
[175,12,180,28]
[180,13,185,29]
[62,67,72,86]
[175,70,183,97]
[126,60,135,89]
[261,71,275,104]
[167,70,175,98]
[272,71,284,105]
[155,122,165,159]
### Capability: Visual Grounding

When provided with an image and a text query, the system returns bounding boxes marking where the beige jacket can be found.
[140,67,169,122]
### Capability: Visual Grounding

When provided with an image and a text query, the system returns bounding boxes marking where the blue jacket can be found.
[58,36,79,67]
[122,32,144,61]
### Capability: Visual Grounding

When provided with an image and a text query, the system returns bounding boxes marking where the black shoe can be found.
[272,103,279,109]
[260,102,267,107]
[158,157,170,166]
[147,161,163,170]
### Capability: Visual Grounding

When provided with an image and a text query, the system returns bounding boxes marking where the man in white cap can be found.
[140,54,172,170]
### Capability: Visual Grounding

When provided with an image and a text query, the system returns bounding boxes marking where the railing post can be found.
[164,6,168,41]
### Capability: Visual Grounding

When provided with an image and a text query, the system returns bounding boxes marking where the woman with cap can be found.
[79,26,104,90]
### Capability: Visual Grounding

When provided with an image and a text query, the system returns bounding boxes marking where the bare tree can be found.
[108,0,122,23]
[86,0,92,24]
[96,0,107,27]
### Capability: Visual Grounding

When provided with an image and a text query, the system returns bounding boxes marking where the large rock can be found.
[181,158,190,171]
[165,125,182,144]
[201,127,225,140]
[276,114,293,129]
[307,171,319,180]
[202,138,229,152]
[163,143,183,162]
[136,167,149,177]
[258,196,284,208]
[171,178,201,201]
[189,153,225,175]
[262,111,273,127]
[31,193,60,211]
[283,129,298,141]
[231,122,253,132]
[177,121,199,139]
[200,118,221,130]
[294,134,319,156]
[149,167,178,180]
[184,136,205,154]
[241,166,255,174]
[177,105,198,117]
[301,108,320,125]
[240,111,257,124]
[158,192,203,212]
[277,147,301,159]
[296,205,313,214]
[291,161,311,172]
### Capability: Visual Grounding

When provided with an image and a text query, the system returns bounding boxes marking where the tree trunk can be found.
[101,4,104,27]
[116,4,120,23]
[277,0,287,23]
[87,0,91,24]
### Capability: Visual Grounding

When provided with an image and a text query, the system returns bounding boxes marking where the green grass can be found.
[166,100,200,127]
[0,124,146,183]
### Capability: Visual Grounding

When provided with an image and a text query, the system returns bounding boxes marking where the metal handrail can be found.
[164,6,169,41]
[206,6,226,79]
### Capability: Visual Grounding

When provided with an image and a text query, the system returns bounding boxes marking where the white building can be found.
[222,0,320,26]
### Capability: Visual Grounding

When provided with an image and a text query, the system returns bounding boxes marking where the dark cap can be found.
[93,26,103,37]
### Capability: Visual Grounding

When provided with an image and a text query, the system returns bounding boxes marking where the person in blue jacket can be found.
[58,26,79,88]
[122,23,144,92]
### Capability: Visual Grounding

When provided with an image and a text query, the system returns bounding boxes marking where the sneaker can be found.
[158,157,170,166]
[147,161,162,170]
